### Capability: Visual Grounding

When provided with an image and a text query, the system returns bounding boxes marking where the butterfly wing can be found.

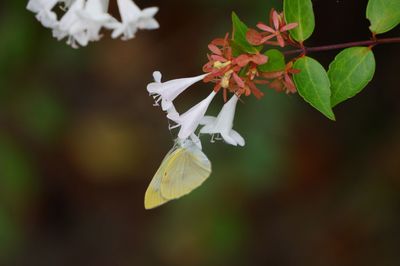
[144,148,181,209]
[160,146,212,200]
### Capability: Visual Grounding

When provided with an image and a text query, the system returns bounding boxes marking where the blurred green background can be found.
[1,0,400,265]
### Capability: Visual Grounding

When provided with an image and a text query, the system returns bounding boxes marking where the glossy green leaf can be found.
[284,0,315,42]
[231,40,247,57]
[328,47,376,107]
[231,12,259,54]
[293,56,335,120]
[367,0,400,34]
[258,49,286,72]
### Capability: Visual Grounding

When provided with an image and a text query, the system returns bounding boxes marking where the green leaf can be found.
[258,49,286,72]
[367,0,400,34]
[283,0,315,43]
[293,56,335,120]
[231,12,259,54]
[328,47,376,107]
[231,40,247,57]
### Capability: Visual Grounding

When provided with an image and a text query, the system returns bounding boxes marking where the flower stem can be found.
[284,37,400,56]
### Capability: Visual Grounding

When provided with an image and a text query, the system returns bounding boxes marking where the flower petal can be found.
[257,23,275,33]
[174,91,217,140]
[230,130,245,146]
[200,116,217,126]
[153,71,162,83]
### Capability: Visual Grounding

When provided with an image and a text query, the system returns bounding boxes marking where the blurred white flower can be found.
[27,0,59,28]
[168,91,217,140]
[51,0,85,47]
[27,0,159,48]
[147,71,207,112]
[200,94,245,146]
[107,0,159,40]
[53,0,114,48]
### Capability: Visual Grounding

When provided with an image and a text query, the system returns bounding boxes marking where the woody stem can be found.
[284,37,400,56]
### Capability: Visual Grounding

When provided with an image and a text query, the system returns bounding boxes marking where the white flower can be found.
[27,0,159,47]
[168,91,217,140]
[52,0,85,47]
[147,71,207,112]
[53,0,114,48]
[200,94,245,146]
[107,0,159,40]
[27,0,59,28]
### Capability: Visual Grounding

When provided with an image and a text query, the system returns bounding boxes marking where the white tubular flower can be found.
[168,91,217,140]
[75,0,114,42]
[200,94,245,146]
[27,0,159,47]
[165,106,202,150]
[147,71,207,112]
[52,0,86,47]
[53,0,113,48]
[27,0,59,28]
[107,0,159,40]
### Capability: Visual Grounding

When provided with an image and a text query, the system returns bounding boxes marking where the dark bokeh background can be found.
[1,0,400,265]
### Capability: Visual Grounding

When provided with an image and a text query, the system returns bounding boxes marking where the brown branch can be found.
[284,37,400,56]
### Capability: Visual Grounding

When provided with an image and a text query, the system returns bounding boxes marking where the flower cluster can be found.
[146,10,301,151]
[246,9,298,47]
[147,71,245,147]
[202,33,268,100]
[27,0,159,48]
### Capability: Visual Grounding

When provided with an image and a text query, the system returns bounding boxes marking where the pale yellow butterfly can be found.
[144,139,212,209]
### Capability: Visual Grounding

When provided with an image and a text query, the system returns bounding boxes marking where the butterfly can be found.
[144,139,212,209]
